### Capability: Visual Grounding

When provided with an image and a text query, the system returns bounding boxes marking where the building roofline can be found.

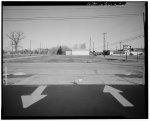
[71,49,89,51]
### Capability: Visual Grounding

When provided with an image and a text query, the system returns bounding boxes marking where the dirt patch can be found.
[121,60,135,62]
[115,74,143,78]
[7,74,33,78]
[94,70,98,75]
[106,58,119,61]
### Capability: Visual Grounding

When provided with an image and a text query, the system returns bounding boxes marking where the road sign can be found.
[123,45,131,51]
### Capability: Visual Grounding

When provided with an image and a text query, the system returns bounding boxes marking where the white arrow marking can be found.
[103,85,134,107]
[21,86,47,108]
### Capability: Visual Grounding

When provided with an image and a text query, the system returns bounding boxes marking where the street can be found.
[2,61,147,118]
[2,85,146,118]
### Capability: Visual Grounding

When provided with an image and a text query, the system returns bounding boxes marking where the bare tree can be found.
[6,31,25,53]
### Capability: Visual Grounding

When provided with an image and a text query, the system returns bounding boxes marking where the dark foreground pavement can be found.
[2,85,147,119]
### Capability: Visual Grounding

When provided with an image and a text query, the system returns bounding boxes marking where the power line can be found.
[121,34,144,43]
[108,34,144,47]
[3,13,142,21]
[3,5,145,11]
[4,13,141,19]
[86,34,143,51]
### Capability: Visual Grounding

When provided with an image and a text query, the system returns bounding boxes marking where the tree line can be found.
[4,31,71,55]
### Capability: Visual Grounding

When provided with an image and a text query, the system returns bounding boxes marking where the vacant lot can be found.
[3,54,144,85]
[3,55,144,63]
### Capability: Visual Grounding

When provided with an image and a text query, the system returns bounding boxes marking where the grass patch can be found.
[5,55,100,63]
[4,55,144,63]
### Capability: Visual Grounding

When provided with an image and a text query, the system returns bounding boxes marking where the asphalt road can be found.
[2,85,147,119]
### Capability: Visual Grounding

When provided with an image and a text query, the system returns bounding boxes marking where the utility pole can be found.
[103,33,106,57]
[40,42,41,54]
[126,52,127,61]
[137,49,138,61]
[120,42,121,56]
[30,40,31,56]
[93,41,94,52]
[107,42,108,51]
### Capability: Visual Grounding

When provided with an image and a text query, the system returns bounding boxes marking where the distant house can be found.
[66,51,72,55]
[109,48,144,56]
[109,50,114,55]
[110,50,125,55]
[66,49,89,56]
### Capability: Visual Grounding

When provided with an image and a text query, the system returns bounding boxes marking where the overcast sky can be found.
[3,2,145,51]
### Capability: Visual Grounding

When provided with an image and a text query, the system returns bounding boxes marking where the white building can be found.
[66,49,89,56]
[66,51,72,55]
[110,50,125,56]
[109,45,144,56]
